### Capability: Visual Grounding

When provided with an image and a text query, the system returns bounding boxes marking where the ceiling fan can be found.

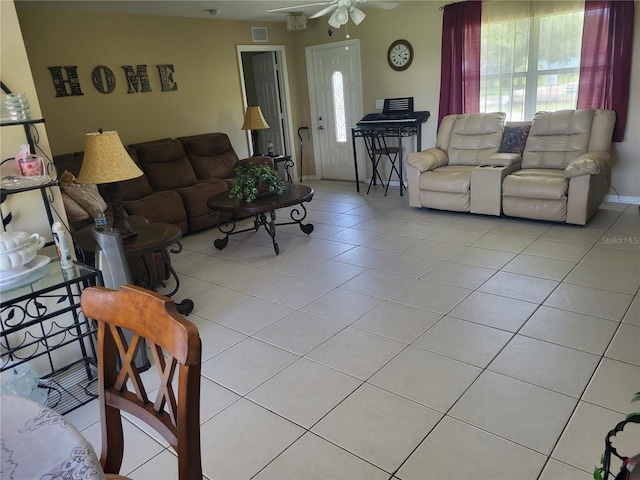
[267,0,397,28]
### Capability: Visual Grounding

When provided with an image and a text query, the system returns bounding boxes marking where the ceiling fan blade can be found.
[267,2,331,14]
[366,1,401,10]
[309,3,339,19]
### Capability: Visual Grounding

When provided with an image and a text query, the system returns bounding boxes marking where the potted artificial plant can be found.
[228,163,288,203]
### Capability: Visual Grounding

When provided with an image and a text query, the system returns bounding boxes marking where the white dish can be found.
[0,175,52,190]
[0,255,50,287]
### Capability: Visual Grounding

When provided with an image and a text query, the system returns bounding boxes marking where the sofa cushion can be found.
[503,169,568,200]
[419,165,474,193]
[61,192,90,224]
[131,139,197,191]
[59,170,108,217]
[522,109,594,170]
[123,190,188,233]
[499,125,530,154]
[178,133,239,180]
[175,179,229,232]
[446,112,505,166]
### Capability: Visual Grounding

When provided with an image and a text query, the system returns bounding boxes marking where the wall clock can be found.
[387,39,413,71]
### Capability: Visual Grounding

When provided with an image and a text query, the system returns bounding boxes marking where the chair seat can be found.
[419,165,474,193]
[503,169,567,200]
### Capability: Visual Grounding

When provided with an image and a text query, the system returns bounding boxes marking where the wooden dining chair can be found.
[81,284,202,480]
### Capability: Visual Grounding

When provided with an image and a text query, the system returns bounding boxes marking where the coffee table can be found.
[207,184,314,255]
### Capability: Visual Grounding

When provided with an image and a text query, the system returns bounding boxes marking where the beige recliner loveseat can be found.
[502,109,615,225]
[407,109,615,225]
[406,112,522,215]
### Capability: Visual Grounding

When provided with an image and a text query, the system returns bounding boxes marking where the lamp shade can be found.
[77,131,143,184]
[349,7,366,25]
[241,106,270,131]
[329,6,349,28]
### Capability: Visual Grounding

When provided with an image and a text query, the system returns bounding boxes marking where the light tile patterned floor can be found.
[66,180,640,479]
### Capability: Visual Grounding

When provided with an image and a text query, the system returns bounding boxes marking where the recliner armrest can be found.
[564,151,610,179]
[482,153,521,167]
[406,148,449,172]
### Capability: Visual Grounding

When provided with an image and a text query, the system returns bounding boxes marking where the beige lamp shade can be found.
[241,106,270,131]
[77,131,143,184]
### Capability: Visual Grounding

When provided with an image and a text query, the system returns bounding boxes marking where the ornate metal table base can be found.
[208,184,315,256]
[214,204,314,255]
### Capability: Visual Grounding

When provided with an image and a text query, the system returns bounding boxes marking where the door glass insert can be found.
[332,71,347,142]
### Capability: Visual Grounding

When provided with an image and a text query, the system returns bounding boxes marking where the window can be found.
[480,3,584,121]
[332,71,347,143]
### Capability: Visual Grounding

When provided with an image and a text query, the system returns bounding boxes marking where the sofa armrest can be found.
[406,148,449,172]
[564,151,610,179]
[238,156,275,170]
[482,153,522,167]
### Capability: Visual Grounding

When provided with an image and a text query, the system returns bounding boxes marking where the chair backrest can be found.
[521,109,615,170]
[81,284,202,480]
[436,112,505,165]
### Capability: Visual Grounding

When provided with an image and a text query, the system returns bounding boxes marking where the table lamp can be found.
[241,106,270,156]
[77,129,143,239]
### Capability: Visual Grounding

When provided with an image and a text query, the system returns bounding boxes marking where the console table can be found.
[0,261,102,414]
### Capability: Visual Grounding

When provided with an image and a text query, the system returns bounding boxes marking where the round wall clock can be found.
[387,39,414,71]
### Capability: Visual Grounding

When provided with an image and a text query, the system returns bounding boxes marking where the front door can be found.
[306,40,363,181]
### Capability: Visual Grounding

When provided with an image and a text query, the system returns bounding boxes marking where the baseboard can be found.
[605,194,640,204]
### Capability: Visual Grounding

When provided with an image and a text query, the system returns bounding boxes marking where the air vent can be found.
[252,27,268,43]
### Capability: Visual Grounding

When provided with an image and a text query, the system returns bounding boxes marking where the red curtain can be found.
[438,0,482,125]
[577,0,635,142]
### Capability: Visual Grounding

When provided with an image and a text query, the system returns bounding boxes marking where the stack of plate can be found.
[1,93,31,123]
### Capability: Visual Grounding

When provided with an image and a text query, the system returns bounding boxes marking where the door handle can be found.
[318,125,324,130]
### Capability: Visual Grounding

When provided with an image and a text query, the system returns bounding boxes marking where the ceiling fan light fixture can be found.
[328,5,349,28]
[349,6,366,25]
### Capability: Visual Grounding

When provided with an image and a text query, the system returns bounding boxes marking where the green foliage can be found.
[628,391,640,420]
[228,164,288,203]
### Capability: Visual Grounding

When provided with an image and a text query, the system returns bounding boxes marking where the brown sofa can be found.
[54,132,272,235]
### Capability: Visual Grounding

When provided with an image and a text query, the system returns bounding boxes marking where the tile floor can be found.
[66,180,640,479]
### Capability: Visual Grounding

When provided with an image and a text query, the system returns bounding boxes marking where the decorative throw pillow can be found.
[61,192,90,224]
[499,125,531,155]
[59,170,108,217]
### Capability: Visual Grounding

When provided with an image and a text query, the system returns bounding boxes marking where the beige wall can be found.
[15,8,296,158]
[0,1,66,248]
[13,1,640,199]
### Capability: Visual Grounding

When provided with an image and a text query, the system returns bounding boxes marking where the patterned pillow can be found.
[61,192,90,224]
[59,170,108,217]
[499,125,531,155]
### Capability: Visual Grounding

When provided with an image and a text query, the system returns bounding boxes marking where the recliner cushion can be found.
[178,133,240,180]
[503,169,567,200]
[522,109,594,169]
[131,139,196,191]
[419,165,474,193]
[446,112,505,166]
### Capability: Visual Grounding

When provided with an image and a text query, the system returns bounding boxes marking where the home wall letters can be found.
[47,64,178,97]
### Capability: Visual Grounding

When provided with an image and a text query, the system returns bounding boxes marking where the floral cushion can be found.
[59,170,107,217]
[499,125,531,155]
[61,192,90,224]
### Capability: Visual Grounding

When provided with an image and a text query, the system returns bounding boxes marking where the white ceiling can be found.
[16,0,422,23]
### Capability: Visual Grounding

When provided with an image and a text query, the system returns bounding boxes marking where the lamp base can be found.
[104,181,137,239]
[251,130,263,156]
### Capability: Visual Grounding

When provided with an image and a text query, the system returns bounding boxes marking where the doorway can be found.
[306,39,363,181]
[238,45,295,178]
